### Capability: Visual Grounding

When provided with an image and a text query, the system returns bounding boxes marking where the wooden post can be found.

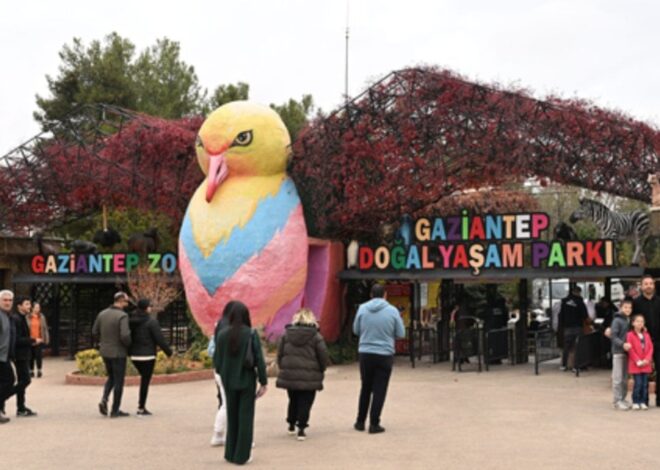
[517,279,529,364]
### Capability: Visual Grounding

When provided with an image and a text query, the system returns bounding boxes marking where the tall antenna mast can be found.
[344,0,350,104]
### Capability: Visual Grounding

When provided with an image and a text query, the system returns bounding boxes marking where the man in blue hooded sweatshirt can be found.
[352,284,406,434]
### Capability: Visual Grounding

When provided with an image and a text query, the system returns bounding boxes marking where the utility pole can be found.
[344,0,350,104]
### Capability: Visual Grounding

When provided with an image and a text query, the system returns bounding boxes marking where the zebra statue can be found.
[569,198,649,265]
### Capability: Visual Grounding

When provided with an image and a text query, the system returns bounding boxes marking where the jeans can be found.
[562,327,582,368]
[13,359,31,411]
[30,344,44,372]
[132,359,155,409]
[0,361,16,413]
[611,354,628,404]
[357,353,394,426]
[286,390,317,429]
[632,373,649,405]
[102,357,127,414]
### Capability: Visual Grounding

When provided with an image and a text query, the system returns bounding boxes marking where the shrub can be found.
[327,334,358,365]
[75,347,213,377]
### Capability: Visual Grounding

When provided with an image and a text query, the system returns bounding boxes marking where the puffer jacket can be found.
[276,325,329,391]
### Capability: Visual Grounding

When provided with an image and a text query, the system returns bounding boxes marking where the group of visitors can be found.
[206,283,404,465]
[92,292,173,418]
[0,290,49,424]
[610,275,660,410]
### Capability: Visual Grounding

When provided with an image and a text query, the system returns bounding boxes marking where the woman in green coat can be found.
[214,301,268,465]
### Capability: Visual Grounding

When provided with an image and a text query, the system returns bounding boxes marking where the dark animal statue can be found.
[128,228,160,254]
[66,239,97,254]
[34,232,60,255]
[92,227,122,249]
[553,222,578,242]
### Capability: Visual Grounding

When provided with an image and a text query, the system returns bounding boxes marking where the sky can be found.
[1,0,659,156]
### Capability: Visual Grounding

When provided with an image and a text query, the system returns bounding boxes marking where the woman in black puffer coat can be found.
[276,308,329,441]
[128,299,173,415]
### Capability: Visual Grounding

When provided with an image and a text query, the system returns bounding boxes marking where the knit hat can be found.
[137,298,151,310]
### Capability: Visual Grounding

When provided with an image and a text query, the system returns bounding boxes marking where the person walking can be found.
[92,291,132,418]
[276,308,329,441]
[352,284,406,434]
[213,301,268,465]
[610,300,632,410]
[27,302,49,378]
[208,306,232,447]
[558,285,588,371]
[626,314,654,410]
[128,299,173,416]
[0,290,16,424]
[632,275,660,406]
[11,297,37,416]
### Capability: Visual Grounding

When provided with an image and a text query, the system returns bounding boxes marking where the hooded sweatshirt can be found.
[610,312,630,355]
[353,298,406,356]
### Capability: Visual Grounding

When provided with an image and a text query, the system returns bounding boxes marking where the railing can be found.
[573,331,600,377]
[484,327,510,371]
[452,316,483,373]
[533,328,561,375]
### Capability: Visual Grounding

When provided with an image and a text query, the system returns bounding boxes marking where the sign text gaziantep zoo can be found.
[358,212,615,275]
[31,252,178,274]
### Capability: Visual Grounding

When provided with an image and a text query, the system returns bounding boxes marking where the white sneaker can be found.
[632,404,641,410]
[641,403,649,410]
[621,400,632,408]
[614,401,630,410]
[210,435,225,446]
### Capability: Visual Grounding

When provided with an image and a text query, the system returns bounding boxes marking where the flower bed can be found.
[67,348,213,386]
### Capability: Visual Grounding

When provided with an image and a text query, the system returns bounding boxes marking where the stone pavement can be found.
[2,357,660,469]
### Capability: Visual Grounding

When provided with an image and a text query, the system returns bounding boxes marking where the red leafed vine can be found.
[291,67,660,240]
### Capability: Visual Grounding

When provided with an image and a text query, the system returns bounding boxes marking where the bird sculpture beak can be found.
[206,153,229,202]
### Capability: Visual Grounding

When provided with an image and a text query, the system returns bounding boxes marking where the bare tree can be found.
[126,265,181,314]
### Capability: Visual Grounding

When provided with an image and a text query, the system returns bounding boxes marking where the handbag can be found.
[243,329,255,369]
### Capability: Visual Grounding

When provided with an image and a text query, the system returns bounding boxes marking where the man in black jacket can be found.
[559,285,588,371]
[0,290,16,423]
[11,297,37,416]
[633,275,660,406]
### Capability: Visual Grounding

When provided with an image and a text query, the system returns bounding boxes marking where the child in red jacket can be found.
[626,314,654,410]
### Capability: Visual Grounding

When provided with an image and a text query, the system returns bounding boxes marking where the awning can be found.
[338,266,645,283]
[12,273,127,284]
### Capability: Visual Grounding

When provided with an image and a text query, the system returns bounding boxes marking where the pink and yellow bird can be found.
[178,102,308,336]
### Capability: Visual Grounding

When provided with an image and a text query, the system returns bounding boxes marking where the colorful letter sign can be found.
[358,212,615,275]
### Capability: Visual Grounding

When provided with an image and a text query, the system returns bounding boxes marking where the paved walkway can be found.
[2,357,660,469]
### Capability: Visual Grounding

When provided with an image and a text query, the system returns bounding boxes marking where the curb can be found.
[65,368,214,386]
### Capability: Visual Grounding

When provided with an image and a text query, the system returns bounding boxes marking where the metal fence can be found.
[484,327,510,371]
[533,328,561,375]
[452,317,483,372]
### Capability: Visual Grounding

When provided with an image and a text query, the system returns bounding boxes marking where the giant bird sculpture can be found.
[179,102,308,336]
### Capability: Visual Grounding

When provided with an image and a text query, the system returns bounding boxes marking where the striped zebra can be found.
[569,198,649,265]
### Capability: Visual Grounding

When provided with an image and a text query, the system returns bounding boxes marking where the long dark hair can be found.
[226,301,251,356]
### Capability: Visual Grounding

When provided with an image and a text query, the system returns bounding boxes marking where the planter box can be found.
[66,368,214,386]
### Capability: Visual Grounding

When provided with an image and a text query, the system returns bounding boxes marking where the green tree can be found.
[132,38,206,119]
[35,33,206,128]
[270,94,314,141]
[206,82,250,111]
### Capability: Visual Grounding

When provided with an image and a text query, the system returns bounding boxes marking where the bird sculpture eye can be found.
[195,135,204,149]
[232,130,253,147]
